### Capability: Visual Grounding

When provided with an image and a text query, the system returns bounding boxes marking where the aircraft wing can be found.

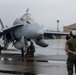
[0,24,23,37]
[44,31,69,35]
[3,24,23,32]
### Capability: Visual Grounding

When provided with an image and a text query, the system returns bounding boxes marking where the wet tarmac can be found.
[0,54,67,75]
[0,39,70,75]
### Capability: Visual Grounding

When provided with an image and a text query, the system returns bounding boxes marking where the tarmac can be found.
[0,53,68,75]
[0,39,75,75]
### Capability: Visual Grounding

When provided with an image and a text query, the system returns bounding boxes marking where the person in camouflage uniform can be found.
[65,30,76,75]
[27,41,35,56]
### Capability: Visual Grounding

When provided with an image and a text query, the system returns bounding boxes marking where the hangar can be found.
[63,23,76,32]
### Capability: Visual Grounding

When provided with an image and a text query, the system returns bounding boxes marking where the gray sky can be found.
[0,0,76,31]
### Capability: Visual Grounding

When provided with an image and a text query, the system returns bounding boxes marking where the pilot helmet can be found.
[72,30,76,36]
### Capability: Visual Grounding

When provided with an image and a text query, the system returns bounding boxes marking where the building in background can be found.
[61,23,76,39]
[63,23,76,32]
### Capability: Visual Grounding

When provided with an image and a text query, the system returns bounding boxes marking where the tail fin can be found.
[0,18,5,29]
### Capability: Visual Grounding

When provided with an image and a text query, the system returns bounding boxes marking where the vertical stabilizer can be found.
[0,18,5,29]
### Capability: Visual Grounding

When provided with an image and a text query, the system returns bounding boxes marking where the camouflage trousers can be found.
[67,55,76,75]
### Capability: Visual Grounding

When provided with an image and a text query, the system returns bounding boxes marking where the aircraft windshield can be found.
[21,13,34,21]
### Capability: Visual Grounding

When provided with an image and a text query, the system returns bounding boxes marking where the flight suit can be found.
[66,38,76,75]
[27,44,35,56]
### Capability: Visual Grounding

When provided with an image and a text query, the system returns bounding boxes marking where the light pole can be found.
[57,20,59,31]
[57,20,59,55]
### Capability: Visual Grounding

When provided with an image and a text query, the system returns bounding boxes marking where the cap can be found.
[72,30,76,36]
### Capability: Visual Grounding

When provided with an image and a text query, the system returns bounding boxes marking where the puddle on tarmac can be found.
[0,57,66,63]
[0,57,48,62]
[0,70,37,75]
[0,69,45,75]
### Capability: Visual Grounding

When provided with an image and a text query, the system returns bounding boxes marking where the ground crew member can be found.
[65,30,76,75]
[27,41,35,56]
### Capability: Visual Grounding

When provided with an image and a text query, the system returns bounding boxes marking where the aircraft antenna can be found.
[26,8,29,13]
[0,18,5,29]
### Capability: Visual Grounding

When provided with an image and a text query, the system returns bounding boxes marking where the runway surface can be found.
[0,54,67,75]
[0,39,71,75]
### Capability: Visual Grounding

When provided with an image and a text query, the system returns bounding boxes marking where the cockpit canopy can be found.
[21,13,34,21]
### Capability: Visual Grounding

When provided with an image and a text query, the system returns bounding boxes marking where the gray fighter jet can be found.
[0,9,48,57]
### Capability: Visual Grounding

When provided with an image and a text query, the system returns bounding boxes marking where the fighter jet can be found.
[0,9,48,57]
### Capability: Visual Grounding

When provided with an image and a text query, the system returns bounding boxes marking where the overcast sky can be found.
[0,0,76,31]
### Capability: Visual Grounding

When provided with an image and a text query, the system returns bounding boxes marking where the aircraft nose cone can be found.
[37,30,44,36]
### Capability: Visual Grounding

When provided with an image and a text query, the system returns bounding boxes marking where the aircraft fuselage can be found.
[13,19,43,39]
